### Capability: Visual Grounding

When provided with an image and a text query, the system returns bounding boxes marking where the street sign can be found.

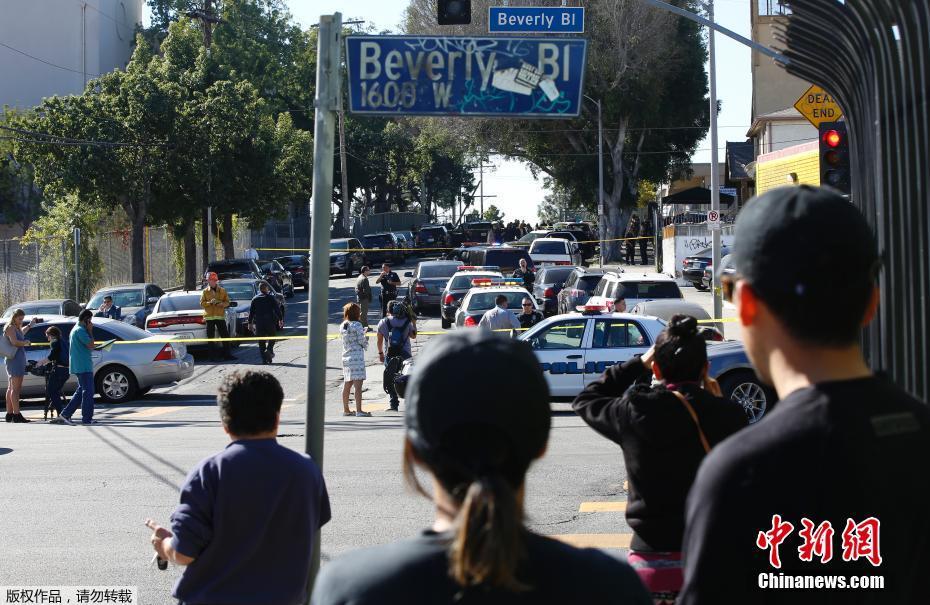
[794,84,843,128]
[707,210,721,230]
[345,35,588,118]
[489,6,585,34]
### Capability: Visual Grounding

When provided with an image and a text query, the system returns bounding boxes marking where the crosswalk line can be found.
[579,501,627,513]
[552,533,632,549]
[117,406,186,419]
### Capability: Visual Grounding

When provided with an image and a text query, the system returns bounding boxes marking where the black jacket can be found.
[248,293,282,331]
[572,357,747,552]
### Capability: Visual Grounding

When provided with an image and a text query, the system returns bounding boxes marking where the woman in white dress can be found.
[341,303,371,417]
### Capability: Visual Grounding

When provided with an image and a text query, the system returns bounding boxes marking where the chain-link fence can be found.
[0,225,255,312]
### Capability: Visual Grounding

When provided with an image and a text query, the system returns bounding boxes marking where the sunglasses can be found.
[522,303,533,307]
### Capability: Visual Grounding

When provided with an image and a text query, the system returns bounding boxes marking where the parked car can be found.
[260,259,295,298]
[396,308,775,423]
[324,238,366,277]
[204,258,262,284]
[456,221,494,246]
[629,299,723,338]
[361,232,402,265]
[2,299,82,320]
[273,254,309,290]
[458,246,534,274]
[682,246,731,290]
[701,252,736,291]
[455,283,539,328]
[221,278,286,336]
[557,267,606,314]
[586,270,684,311]
[391,232,413,260]
[415,225,451,250]
[405,260,462,314]
[86,283,165,328]
[532,265,577,317]
[439,267,504,329]
[506,229,549,249]
[528,238,583,267]
[0,315,194,404]
[145,290,238,349]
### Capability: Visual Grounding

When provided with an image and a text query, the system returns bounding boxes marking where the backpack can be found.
[387,317,411,358]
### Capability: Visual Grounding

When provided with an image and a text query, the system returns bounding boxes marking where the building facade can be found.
[0,0,143,110]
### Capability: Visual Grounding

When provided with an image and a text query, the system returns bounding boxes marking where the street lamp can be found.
[583,95,604,268]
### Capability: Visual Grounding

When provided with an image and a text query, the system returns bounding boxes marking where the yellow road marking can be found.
[580,501,627,513]
[118,406,185,419]
[552,533,632,549]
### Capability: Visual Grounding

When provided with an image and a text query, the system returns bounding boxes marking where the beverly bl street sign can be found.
[488,6,585,34]
[345,35,588,118]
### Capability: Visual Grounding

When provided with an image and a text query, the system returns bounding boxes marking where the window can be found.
[593,278,608,297]
[450,273,498,289]
[616,281,683,299]
[331,240,349,250]
[419,264,460,279]
[91,327,121,342]
[159,295,203,312]
[592,320,649,348]
[223,283,257,301]
[484,249,529,268]
[528,320,587,350]
[64,301,83,316]
[531,241,569,254]
[90,289,144,309]
[363,234,394,248]
[605,282,617,299]
[350,240,362,249]
[578,275,603,293]
[564,273,577,288]
[466,291,527,313]
[539,267,574,285]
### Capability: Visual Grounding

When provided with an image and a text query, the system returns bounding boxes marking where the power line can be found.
[0,125,165,148]
[0,41,101,78]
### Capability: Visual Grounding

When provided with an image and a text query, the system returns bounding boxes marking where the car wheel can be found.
[441,317,451,329]
[345,261,353,278]
[95,365,138,404]
[719,371,772,424]
[695,282,709,291]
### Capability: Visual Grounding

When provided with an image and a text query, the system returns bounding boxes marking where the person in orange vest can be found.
[200,272,235,362]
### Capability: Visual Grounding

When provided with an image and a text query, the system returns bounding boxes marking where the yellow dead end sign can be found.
[794,84,843,127]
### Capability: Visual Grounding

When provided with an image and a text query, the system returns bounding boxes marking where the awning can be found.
[661,186,736,206]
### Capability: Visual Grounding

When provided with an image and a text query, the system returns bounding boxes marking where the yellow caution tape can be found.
[256,235,654,254]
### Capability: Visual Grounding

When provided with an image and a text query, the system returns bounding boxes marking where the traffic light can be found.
[819,121,850,194]
[438,0,471,25]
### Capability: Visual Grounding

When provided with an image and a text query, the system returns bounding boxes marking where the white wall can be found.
[0,0,141,110]
[759,121,818,153]
[662,224,735,286]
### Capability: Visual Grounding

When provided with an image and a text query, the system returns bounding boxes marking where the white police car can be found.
[398,305,773,423]
[454,278,539,328]
[440,266,503,329]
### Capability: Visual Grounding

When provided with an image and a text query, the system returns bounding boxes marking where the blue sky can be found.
[146,1,754,222]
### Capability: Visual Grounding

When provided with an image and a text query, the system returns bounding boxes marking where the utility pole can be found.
[305,12,341,599]
[584,95,604,267]
[476,157,496,218]
[189,0,221,267]
[338,110,350,234]
[707,0,722,328]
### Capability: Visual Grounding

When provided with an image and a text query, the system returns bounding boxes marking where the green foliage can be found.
[483,204,505,223]
[0,109,43,233]
[21,195,103,302]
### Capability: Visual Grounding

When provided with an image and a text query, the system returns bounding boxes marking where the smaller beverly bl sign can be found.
[489,6,585,34]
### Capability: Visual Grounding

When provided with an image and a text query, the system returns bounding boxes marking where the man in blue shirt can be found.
[145,370,331,605]
[59,310,96,425]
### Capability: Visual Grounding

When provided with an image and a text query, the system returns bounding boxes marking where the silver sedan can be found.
[0,315,195,404]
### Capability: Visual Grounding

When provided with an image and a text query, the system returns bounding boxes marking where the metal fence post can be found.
[74,228,80,301]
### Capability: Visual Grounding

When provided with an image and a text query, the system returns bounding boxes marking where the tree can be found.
[0,111,43,235]
[405,0,709,260]
[483,205,505,223]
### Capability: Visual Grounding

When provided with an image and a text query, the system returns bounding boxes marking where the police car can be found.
[440,266,503,329]
[586,270,684,311]
[454,278,540,328]
[398,304,774,424]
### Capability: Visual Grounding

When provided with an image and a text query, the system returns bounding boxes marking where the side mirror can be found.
[404,272,414,277]
[146,297,159,305]
[229,301,238,308]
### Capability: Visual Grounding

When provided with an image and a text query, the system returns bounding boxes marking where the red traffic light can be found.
[822,129,842,148]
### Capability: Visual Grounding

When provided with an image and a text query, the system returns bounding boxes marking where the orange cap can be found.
[207,272,219,281]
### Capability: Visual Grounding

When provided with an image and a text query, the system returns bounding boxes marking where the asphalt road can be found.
[0,257,729,602]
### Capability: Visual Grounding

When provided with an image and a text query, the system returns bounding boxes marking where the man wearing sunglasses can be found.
[679,185,930,604]
[517,297,544,330]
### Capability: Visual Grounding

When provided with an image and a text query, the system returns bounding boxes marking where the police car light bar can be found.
[471,277,524,287]
[577,304,608,315]
[457,265,500,272]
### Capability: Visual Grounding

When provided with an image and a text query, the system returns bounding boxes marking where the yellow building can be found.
[754,141,820,195]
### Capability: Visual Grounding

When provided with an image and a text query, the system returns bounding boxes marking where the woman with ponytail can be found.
[312,331,651,605]
[573,315,748,604]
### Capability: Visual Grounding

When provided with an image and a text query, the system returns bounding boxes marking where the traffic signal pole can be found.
[305,12,341,601]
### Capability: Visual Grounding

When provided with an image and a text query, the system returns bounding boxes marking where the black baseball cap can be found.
[730,185,878,306]
[405,331,550,463]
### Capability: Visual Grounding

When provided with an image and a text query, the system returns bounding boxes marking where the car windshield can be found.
[363,235,392,247]
[467,291,528,313]
[419,264,460,279]
[539,267,574,284]
[531,241,568,254]
[617,281,683,299]
[419,228,443,238]
[330,241,349,250]
[548,232,574,240]
[518,232,543,243]
[274,256,304,265]
[88,289,143,308]
[2,303,61,318]
[159,295,204,312]
[222,283,256,301]
[449,273,499,289]
[578,275,604,292]
[484,250,528,267]
[210,262,252,273]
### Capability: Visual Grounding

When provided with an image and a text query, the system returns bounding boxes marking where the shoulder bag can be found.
[0,331,18,360]
[671,391,711,454]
